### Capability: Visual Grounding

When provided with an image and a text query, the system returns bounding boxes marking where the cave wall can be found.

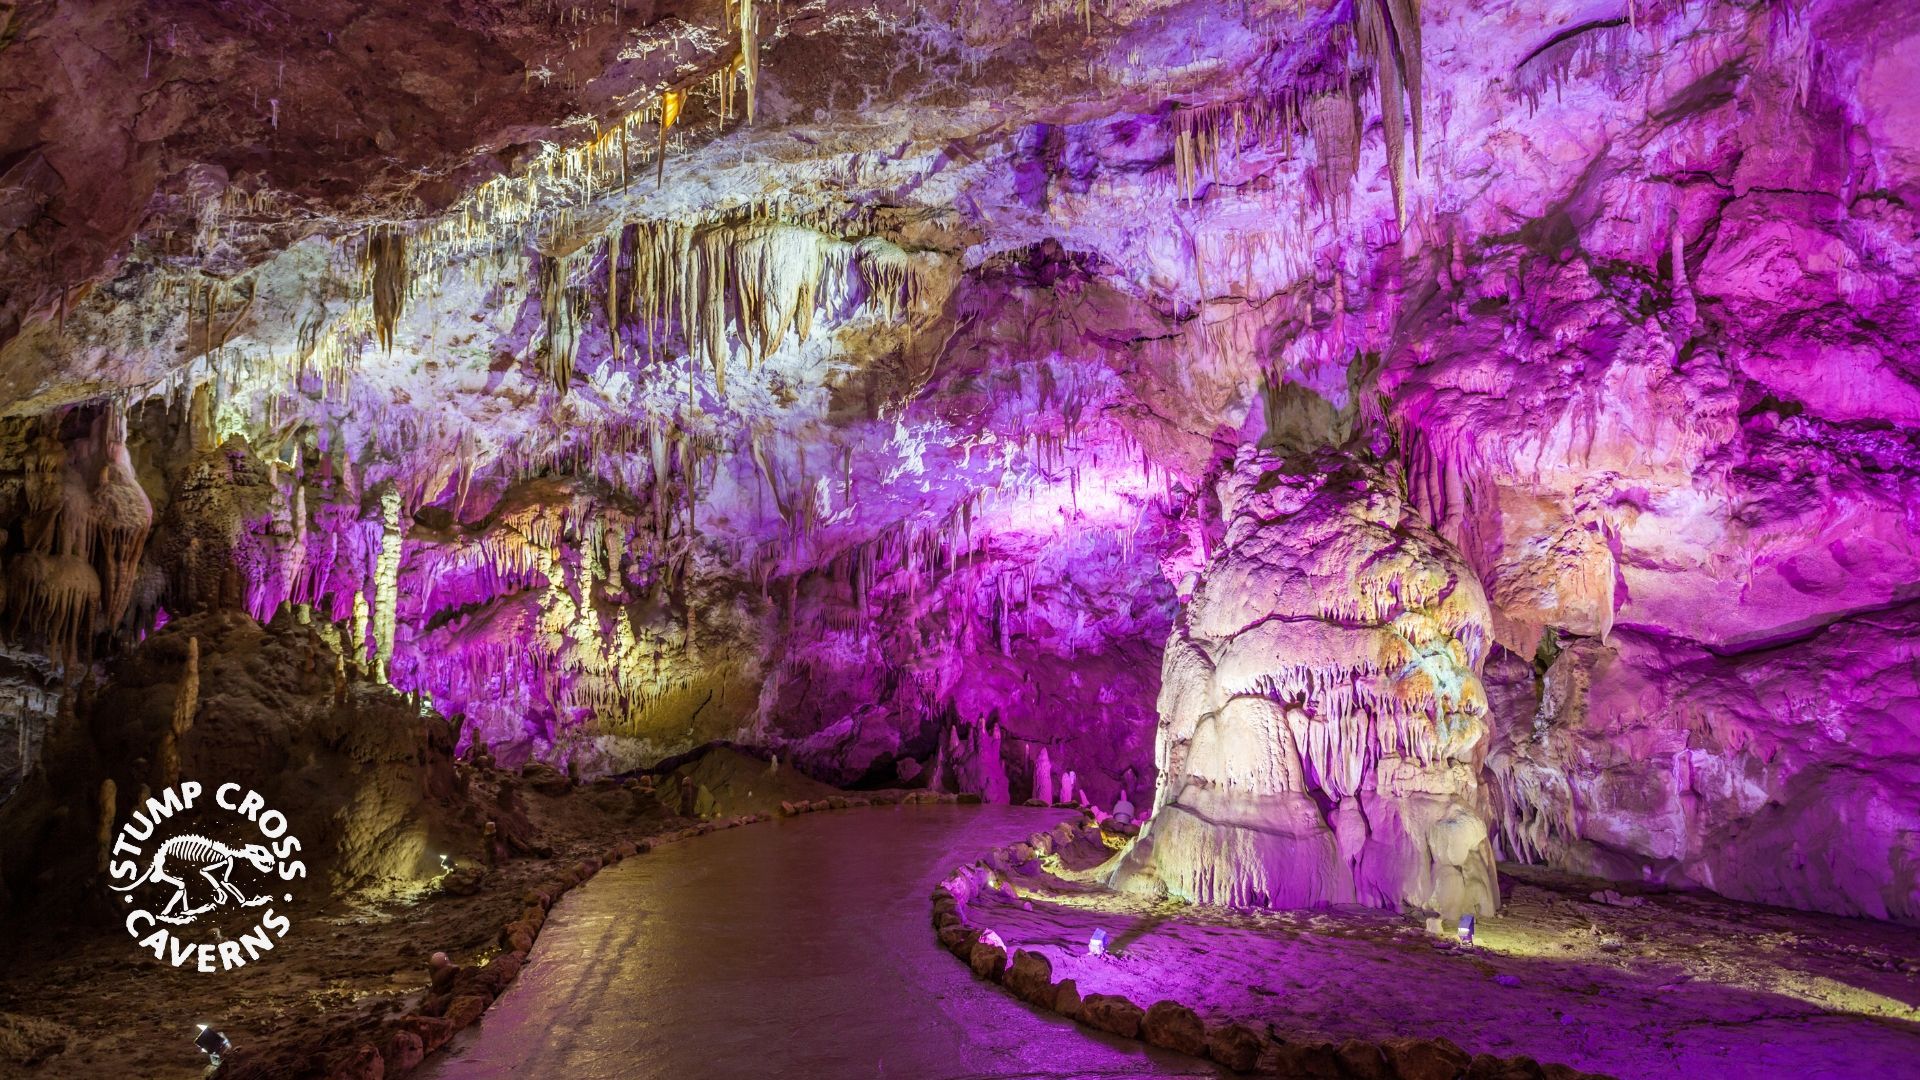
[0,0,1915,922]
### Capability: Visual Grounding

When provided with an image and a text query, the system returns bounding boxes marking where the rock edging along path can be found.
[933,817,1615,1080]
[218,787,968,1080]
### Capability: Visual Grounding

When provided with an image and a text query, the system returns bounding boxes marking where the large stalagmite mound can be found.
[1113,446,1498,919]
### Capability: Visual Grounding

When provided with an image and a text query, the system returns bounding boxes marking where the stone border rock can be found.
[777,789,972,816]
[933,818,1614,1080]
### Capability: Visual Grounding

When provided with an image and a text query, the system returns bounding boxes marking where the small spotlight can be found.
[1088,928,1109,957]
[194,1024,231,1064]
[438,853,452,871]
[1457,914,1476,946]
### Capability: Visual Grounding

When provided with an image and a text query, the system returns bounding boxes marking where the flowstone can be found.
[1113,447,1498,920]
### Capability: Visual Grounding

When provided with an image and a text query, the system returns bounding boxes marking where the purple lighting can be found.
[0,0,1916,1074]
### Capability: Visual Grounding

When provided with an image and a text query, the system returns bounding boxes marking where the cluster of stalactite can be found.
[205,0,797,400]
[572,216,939,399]
[1511,17,1638,113]
[1161,0,1420,224]
[386,481,737,758]
[274,210,944,417]
[0,409,154,665]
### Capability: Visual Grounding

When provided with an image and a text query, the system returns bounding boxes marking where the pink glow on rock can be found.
[1112,447,1499,919]
[57,0,1916,937]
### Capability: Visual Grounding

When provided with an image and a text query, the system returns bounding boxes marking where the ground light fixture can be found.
[194,1024,231,1065]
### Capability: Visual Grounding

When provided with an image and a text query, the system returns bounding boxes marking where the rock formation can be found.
[0,0,1913,929]
[1113,447,1498,919]
[1486,618,1920,922]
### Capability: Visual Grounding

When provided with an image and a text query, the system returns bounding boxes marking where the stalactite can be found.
[1512,17,1634,115]
[363,225,409,351]
[605,225,626,364]
[657,89,686,187]
[538,251,581,391]
[1358,0,1410,228]
[1382,0,1423,174]
[739,0,759,124]
[8,551,99,664]
[93,418,152,633]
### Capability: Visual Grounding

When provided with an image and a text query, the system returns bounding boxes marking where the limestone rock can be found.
[1004,949,1054,1007]
[1114,449,1500,920]
[1051,978,1084,1021]
[967,941,1007,982]
[1207,1023,1265,1073]
[1382,1037,1473,1080]
[1141,1001,1207,1057]
[1079,994,1144,1039]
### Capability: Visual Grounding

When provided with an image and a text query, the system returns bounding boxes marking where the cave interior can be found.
[0,0,1915,1076]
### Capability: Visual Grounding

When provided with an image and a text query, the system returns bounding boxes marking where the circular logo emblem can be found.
[107,781,307,972]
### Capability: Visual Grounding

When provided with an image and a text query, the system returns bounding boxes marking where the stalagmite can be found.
[1670,210,1697,327]
[1111,447,1498,922]
[188,383,220,454]
[371,489,403,683]
[158,637,199,788]
[935,716,1011,802]
[96,779,116,873]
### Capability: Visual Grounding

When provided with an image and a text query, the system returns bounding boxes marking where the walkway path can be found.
[423,805,1221,1080]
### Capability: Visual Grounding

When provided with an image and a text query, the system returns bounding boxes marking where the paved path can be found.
[423,805,1220,1080]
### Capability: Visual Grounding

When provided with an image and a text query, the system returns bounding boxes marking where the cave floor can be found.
[420,804,1222,1079]
[0,854,586,1079]
[0,777,693,1079]
[971,848,1920,1079]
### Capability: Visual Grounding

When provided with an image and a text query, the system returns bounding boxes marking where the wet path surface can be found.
[423,805,1220,1080]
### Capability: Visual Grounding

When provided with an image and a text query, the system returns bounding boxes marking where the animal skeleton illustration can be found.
[112,834,276,924]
